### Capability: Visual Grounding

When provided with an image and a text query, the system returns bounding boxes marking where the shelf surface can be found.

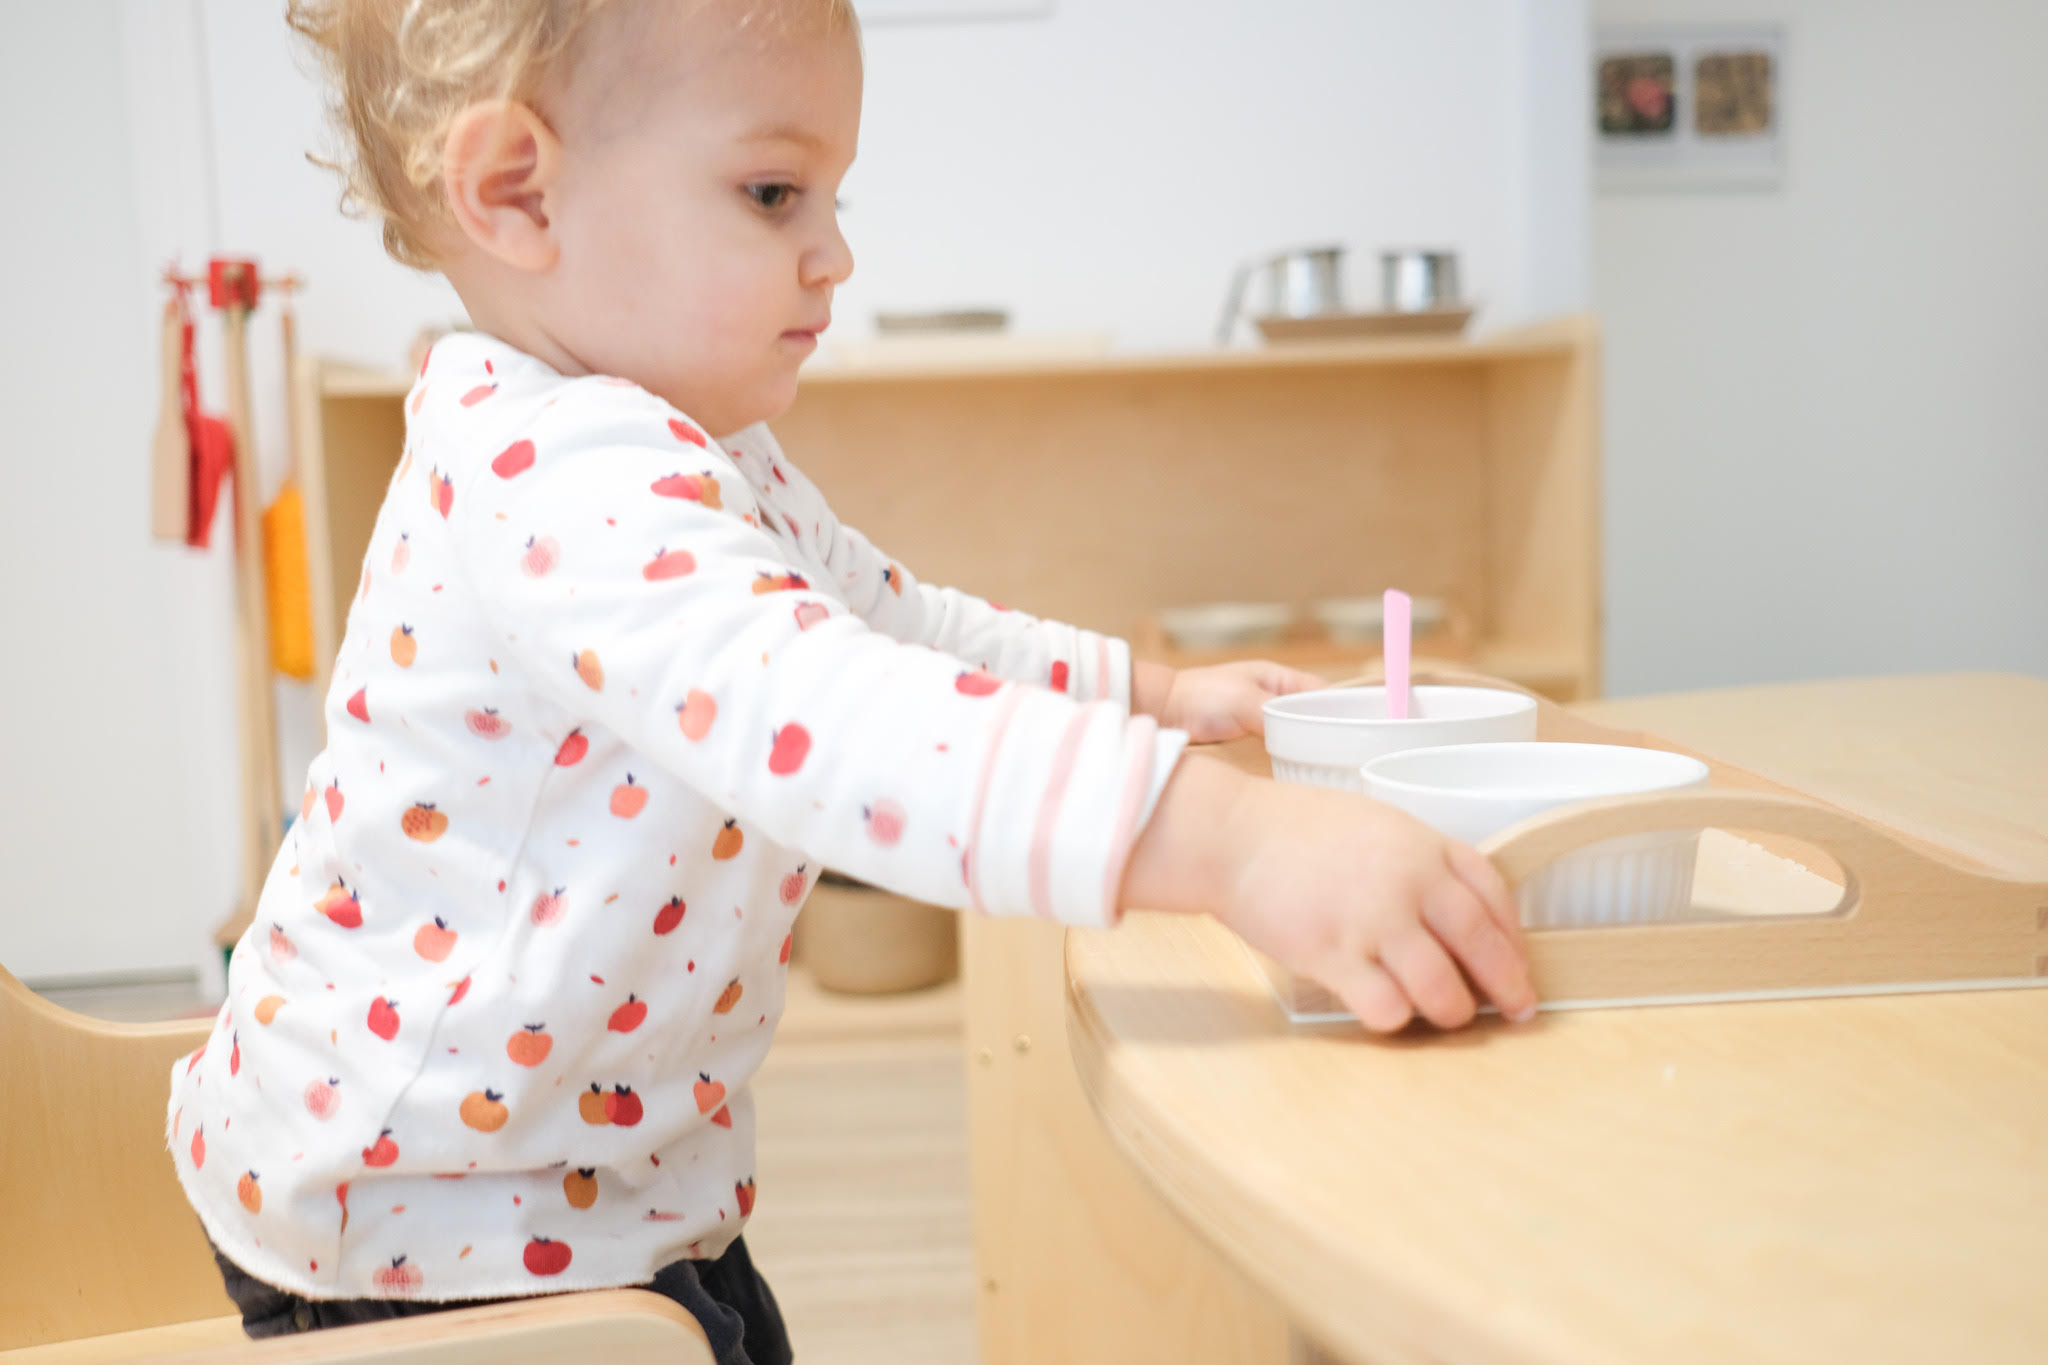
[317,317,1590,399]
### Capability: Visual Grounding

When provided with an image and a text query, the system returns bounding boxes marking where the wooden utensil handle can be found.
[149,298,191,541]
[1484,790,1854,897]
[1484,785,2048,1001]
[221,307,284,917]
[1482,788,2040,924]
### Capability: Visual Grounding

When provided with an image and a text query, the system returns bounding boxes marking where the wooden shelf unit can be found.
[296,316,1602,705]
[777,315,1603,700]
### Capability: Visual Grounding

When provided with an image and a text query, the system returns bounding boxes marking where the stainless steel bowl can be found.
[1216,246,1347,345]
[873,309,1009,334]
[1262,246,1346,319]
[1379,250,1461,313]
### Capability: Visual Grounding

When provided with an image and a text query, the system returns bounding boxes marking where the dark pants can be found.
[209,1237,791,1365]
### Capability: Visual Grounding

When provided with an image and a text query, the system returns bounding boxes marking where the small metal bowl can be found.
[1310,595,1447,643]
[873,309,1010,335]
[1379,249,1461,313]
[1157,602,1296,652]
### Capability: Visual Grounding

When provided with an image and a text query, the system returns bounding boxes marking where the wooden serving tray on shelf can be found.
[1254,668,2048,1022]
[1253,306,1474,343]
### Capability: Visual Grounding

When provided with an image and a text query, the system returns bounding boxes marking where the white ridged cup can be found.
[1262,686,1540,793]
[1363,742,1711,927]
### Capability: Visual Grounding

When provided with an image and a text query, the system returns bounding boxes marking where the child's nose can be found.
[802,221,854,289]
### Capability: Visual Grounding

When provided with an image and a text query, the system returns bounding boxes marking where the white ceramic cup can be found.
[1363,741,1711,927]
[1262,685,1539,793]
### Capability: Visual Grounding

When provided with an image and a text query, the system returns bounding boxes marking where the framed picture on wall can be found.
[1595,26,1784,190]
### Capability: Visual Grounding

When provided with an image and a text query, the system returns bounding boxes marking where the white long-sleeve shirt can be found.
[167,332,1187,1302]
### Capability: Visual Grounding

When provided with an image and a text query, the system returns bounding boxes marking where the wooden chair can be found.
[0,964,713,1363]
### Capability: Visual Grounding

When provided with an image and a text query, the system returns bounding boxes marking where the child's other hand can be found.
[1138,660,1328,744]
[1121,757,1536,1032]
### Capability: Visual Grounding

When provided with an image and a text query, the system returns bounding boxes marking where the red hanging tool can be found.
[169,276,238,549]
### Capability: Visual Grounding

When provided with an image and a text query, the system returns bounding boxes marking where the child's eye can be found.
[747,183,798,212]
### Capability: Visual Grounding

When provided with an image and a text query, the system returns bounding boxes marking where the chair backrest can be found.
[0,963,229,1350]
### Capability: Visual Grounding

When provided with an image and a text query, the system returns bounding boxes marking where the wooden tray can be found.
[1256,669,2048,1021]
[1254,307,1473,342]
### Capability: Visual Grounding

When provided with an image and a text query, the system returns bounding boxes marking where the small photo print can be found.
[1595,26,1784,188]
[1694,50,1774,136]
[1598,53,1678,136]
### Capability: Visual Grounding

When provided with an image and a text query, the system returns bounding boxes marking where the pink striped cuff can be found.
[1027,703,1101,918]
[1097,714,1162,924]
[963,685,1025,914]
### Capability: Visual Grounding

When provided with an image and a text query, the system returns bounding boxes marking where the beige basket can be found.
[794,873,959,995]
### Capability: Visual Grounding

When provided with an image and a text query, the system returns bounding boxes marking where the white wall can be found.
[1510,0,1593,322]
[0,4,237,986]
[1595,0,2048,694]
[193,0,1587,369]
[840,0,1586,348]
[0,0,1586,984]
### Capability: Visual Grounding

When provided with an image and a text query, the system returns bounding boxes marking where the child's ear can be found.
[441,100,563,272]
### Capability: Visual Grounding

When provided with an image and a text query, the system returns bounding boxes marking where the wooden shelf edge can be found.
[315,316,1596,399]
[799,329,1585,386]
[320,364,412,398]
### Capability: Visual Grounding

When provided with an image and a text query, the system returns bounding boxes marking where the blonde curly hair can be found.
[287,0,856,270]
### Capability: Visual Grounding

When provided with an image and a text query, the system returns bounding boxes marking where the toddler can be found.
[169,2,1536,1360]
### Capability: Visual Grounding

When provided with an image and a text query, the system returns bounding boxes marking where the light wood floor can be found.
[33,964,983,1365]
[749,969,980,1364]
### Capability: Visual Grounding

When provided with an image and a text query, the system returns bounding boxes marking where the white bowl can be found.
[1158,601,1295,652]
[1262,685,1538,792]
[1363,742,1711,927]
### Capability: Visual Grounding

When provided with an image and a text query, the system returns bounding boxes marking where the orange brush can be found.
[260,291,315,680]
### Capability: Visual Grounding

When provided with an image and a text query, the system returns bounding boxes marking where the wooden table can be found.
[1065,673,2048,1365]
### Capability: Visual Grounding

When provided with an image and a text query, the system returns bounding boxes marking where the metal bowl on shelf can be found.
[1310,594,1447,643]
[1379,249,1461,313]
[1156,602,1296,652]
[873,309,1009,334]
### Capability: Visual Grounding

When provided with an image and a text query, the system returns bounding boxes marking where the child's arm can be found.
[885,577,1328,739]
[833,528,1134,702]
[725,434,1129,702]
[1121,754,1538,1031]
[737,433,1324,732]
[1132,658,1327,742]
[456,400,1183,928]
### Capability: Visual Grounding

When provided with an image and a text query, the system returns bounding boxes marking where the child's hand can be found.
[1221,777,1535,1030]
[1134,660,1328,743]
[1122,757,1536,1032]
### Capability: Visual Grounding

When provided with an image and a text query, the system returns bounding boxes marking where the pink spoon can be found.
[1384,588,1413,720]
